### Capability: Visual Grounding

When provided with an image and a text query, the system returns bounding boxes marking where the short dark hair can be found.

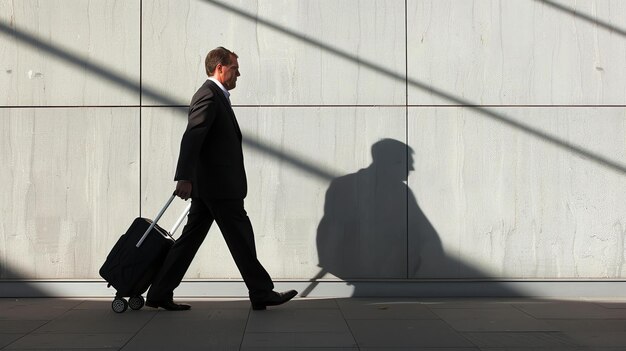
[205,46,238,76]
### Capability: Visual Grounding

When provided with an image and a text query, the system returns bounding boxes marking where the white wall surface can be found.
[1,0,625,286]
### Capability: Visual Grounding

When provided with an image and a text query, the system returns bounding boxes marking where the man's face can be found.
[218,56,240,90]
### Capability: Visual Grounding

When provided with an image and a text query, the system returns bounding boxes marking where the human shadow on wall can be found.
[313,139,520,297]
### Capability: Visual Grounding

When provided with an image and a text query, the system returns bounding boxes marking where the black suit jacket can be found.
[175,80,247,199]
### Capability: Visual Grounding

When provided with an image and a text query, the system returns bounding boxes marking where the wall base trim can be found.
[2,280,626,298]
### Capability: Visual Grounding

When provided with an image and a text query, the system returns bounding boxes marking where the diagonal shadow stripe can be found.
[0,20,337,181]
[1,5,625,176]
[203,0,626,175]
[0,3,620,297]
[536,0,626,38]
[243,135,338,180]
[0,22,180,106]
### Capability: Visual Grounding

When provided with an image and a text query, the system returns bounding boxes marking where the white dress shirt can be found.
[208,77,230,104]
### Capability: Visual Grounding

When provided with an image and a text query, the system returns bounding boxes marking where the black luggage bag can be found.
[99,195,190,313]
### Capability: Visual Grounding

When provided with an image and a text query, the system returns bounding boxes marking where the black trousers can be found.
[147,197,274,301]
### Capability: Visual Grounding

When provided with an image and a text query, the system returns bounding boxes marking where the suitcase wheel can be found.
[112,297,128,313]
[129,296,145,310]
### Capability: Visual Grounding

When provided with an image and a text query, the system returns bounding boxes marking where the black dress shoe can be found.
[145,300,191,311]
[251,290,298,310]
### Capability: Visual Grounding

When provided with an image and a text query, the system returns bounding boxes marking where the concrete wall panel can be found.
[141,106,406,279]
[0,0,141,106]
[2,0,625,291]
[408,107,626,279]
[407,0,626,105]
[141,0,406,106]
[0,108,140,279]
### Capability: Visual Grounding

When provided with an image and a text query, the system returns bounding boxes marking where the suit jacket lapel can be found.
[207,80,242,141]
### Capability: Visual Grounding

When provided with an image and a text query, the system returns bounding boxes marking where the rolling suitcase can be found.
[99,194,191,313]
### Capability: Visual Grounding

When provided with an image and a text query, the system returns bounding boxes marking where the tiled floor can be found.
[1,297,626,350]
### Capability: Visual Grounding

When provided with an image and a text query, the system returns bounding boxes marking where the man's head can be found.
[371,139,415,180]
[205,46,240,90]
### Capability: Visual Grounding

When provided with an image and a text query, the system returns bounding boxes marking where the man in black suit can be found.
[146,47,297,311]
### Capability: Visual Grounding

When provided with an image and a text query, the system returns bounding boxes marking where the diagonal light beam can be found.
[0,20,337,181]
[202,0,626,175]
[0,21,180,106]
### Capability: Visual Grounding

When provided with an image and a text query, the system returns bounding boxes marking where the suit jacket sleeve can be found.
[174,89,216,182]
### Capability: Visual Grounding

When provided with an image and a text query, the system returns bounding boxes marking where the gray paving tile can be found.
[545,319,626,332]
[8,349,119,351]
[171,298,250,310]
[0,321,48,334]
[432,307,526,318]
[241,332,357,348]
[478,348,587,351]
[515,302,626,319]
[0,334,26,349]
[348,319,474,348]
[0,299,82,308]
[34,309,156,334]
[462,332,579,348]
[72,299,122,311]
[242,348,357,351]
[0,299,82,321]
[0,299,21,307]
[420,299,522,310]
[140,316,247,335]
[276,298,339,310]
[131,310,248,349]
[337,299,439,320]
[338,297,426,304]
[4,333,134,349]
[246,309,350,333]
[563,331,626,347]
[594,302,626,309]
[4,297,626,351]
[362,348,478,351]
[147,308,249,322]
[433,307,558,332]
[582,297,626,303]
[121,329,244,350]
[72,298,250,311]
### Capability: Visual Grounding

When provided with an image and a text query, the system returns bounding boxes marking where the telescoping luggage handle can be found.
[136,194,191,248]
